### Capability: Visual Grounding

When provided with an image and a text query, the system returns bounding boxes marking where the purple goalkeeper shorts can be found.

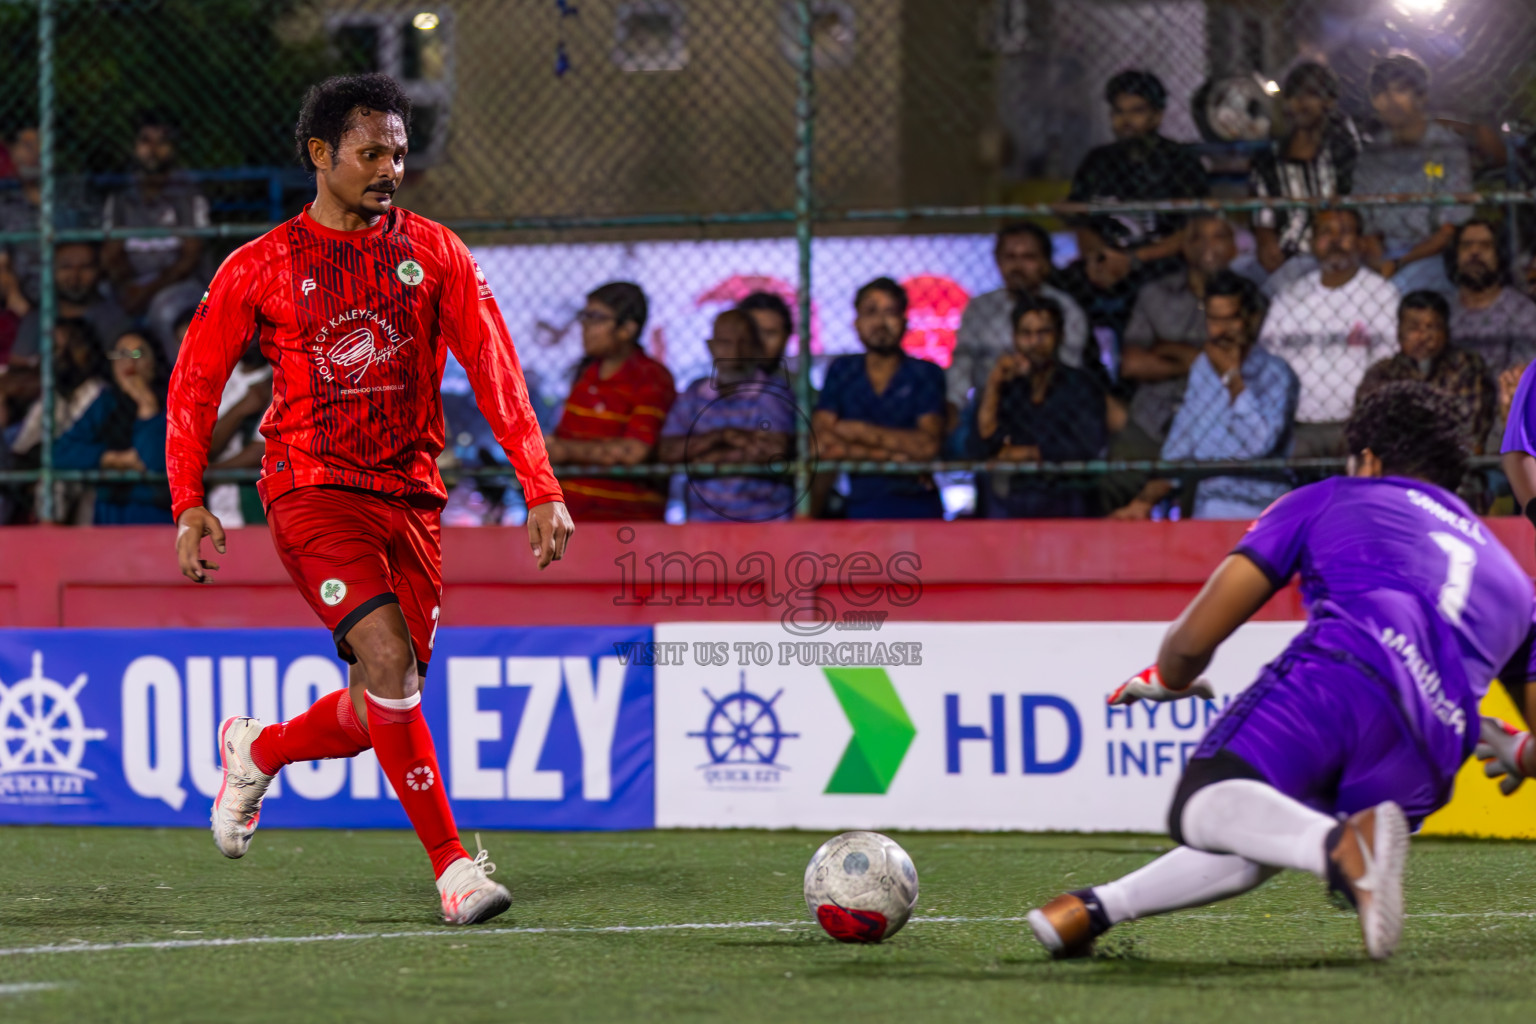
[1193,650,1454,827]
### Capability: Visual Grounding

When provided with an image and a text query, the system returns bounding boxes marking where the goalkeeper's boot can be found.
[1326,800,1409,961]
[438,841,512,926]
[211,716,274,859]
[1028,889,1111,959]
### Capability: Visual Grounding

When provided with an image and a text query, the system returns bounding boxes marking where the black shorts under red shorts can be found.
[267,486,442,673]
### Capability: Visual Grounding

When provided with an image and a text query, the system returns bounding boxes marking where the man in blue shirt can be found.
[659,309,797,522]
[813,278,946,519]
[1111,271,1298,519]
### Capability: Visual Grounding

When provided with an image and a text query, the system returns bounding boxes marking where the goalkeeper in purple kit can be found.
[1032,382,1536,961]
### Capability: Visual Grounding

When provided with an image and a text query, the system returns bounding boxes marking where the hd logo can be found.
[0,652,107,804]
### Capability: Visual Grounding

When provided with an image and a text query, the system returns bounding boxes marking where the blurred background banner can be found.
[3,0,1536,519]
[0,627,656,829]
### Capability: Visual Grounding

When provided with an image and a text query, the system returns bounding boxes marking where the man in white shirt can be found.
[1259,208,1398,457]
[947,222,1090,419]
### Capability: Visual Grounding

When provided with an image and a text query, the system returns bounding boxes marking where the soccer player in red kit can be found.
[166,73,574,925]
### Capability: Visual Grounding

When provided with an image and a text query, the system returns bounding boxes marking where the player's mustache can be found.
[366,182,396,194]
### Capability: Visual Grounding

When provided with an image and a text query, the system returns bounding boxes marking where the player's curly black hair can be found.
[1345,380,1469,492]
[293,73,413,173]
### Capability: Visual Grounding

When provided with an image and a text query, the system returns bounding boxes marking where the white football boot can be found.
[438,841,512,925]
[1326,800,1410,960]
[211,716,275,859]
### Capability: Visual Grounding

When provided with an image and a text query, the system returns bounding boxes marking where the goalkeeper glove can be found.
[1474,716,1532,796]
[1107,664,1215,706]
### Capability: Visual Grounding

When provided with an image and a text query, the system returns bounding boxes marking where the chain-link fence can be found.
[1,0,1534,525]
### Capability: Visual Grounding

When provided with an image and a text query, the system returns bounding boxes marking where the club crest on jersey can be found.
[396,259,425,287]
[320,579,347,606]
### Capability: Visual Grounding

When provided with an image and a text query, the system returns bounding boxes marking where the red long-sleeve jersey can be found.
[166,205,562,523]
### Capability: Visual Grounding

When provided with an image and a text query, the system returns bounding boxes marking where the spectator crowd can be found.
[0,112,222,525]
[4,56,1535,526]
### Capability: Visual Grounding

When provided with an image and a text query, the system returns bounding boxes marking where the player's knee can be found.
[354,635,418,700]
[1168,750,1267,846]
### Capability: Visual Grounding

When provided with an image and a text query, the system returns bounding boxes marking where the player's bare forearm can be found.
[1157,554,1275,690]
[1502,451,1536,512]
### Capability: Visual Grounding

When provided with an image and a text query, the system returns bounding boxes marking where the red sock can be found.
[365,691,468,878]
[249,689,372,775]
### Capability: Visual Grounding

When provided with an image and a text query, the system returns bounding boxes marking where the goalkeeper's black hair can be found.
[294,73,413,173]
[1344,380,1468,492]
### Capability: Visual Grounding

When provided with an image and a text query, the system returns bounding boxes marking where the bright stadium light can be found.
[1393,0,1446,14]
[412,11,439,31]
[1264,79,1281,95]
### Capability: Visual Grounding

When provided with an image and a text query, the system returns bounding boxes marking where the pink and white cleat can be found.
[211,716,274,859]
[438,843,512,925]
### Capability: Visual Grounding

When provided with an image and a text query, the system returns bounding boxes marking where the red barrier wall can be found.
[2,519,1532,628]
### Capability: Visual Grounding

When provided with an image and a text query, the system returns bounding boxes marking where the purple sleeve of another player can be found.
[1501,363,1536,456]
[1231,483,1331,588]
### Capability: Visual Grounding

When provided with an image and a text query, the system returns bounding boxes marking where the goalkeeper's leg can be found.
[1029,845,1277,957]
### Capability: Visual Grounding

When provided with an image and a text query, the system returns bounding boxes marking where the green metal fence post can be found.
[37,0,57,523]
[793,0,815,518]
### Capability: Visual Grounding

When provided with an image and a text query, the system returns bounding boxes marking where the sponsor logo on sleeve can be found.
[471,256,494,301]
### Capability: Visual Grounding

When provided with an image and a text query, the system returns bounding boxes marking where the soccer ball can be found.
[803,831,919,942]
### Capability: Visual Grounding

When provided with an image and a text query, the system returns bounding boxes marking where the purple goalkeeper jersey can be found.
[1234,476,1533,772]
[1502,360,1536,456]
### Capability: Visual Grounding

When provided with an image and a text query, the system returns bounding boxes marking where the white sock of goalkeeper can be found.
[1179,778,1335,878]
[1094,845,1279,925]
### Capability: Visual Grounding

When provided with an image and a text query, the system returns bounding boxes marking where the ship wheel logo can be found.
[689,672,799,768]
[0,652,108,777]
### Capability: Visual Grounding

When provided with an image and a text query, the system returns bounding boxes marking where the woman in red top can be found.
[547,282,677,519]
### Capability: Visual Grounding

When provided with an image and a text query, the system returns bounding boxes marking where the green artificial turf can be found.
[0,827,1532,1023]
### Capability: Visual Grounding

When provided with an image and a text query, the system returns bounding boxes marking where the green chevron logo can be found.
[823,667,916,795]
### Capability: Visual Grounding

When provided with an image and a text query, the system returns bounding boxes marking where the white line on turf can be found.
[0,911,1529,959]
[0,916,1029,958]
[0,982,64,994]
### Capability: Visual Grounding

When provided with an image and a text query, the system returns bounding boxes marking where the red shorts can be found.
[267,486,442,673]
